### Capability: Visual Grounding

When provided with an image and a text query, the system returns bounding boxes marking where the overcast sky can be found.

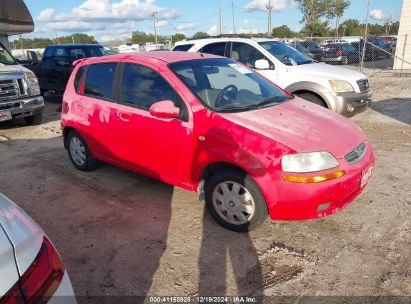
[22,0,404,41]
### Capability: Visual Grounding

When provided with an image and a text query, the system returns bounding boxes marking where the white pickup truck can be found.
[0,43,44,124]
[173,37,371,117]
[0,0,44,125]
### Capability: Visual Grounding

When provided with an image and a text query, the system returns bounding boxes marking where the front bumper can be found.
[266,141,375,221]
[332,91,372,117]
[0,95,44,119]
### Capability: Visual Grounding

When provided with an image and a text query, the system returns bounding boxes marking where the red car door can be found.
[110,62,194,189]
[78,62,120,160]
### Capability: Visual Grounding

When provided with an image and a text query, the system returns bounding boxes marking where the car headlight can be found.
[282,152,339,173]
[329,80,354,93]
[25,71,41,96]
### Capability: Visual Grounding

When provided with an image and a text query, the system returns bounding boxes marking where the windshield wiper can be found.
[252,95,294,108]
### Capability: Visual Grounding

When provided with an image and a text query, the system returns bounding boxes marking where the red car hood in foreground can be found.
[221,97,366,159]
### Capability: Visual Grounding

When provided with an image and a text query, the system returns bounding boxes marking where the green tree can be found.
[325,0,350,36]
[272,25,295,38]
[192,32,208,39]
[295,0,332,25]
[171,33,186,43]
[300,21,331,37]
[61,33,98,44]
[131,31,156,44]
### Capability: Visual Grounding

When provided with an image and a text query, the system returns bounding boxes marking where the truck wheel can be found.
[204,170,268,232]
[24,113,43,125]
[67,130,98,171]
[296,93,327,108]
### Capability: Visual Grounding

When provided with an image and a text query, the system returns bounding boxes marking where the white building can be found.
[394,0,411,70]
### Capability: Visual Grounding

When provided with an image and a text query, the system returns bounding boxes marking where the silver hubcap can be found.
[69,137,86,166]
[212,181,255,225]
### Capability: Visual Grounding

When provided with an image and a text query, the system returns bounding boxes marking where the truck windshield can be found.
[169,58,292,113]
[259,41,314,66]
[0,43,16,65]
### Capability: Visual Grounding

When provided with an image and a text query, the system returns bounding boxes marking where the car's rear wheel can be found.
[67,130,98,171]
[204,170,268,232]
[296,92,327,108]
[24,113,43,125]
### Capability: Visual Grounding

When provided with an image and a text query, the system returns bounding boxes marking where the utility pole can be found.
[386,14,393,35]
[19,35,23,49]
[54,29,60,45]
[232,1,236,34]
[72,35,75,44]
[361,0,371,70]
[153,12,158,48]
[266,0,273,37]
[218,0,223,35]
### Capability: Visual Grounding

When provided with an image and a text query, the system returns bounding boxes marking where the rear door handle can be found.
[118,112,130,122]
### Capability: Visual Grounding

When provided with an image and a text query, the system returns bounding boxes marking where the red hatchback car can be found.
[61,52,375,232]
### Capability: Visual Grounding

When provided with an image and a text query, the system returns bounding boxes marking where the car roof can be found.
[175,37,272,46]
[48,44,104,48]
[76,51,222,66]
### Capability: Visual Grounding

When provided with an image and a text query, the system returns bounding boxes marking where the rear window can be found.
[172,44,194,52]
[74,66,87,94]
[84,63,117,100]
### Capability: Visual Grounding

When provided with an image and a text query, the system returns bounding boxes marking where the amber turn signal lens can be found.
[283,170,346,183]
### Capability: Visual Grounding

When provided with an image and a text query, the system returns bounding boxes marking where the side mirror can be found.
[26,51,38,64]
[254,59,270,70]
[149,100,180,119]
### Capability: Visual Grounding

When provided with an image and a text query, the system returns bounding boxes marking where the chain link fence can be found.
[288,35,410,78]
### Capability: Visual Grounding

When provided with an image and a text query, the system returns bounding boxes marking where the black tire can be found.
[296,92,327,108]
[24,113,43,125]
[204,169,268,232]
[67,130,98,171]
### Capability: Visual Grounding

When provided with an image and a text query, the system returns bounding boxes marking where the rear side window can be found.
[84,63,117,100]
[173,44,194,52]
[74,66,87,94]
[200,42,228,57]
[43,47,54,58]
[121,64,182,111]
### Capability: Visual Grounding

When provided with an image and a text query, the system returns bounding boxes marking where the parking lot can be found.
[0,76,410,299]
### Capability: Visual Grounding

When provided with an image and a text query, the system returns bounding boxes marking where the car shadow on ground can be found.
[371,98,411,125]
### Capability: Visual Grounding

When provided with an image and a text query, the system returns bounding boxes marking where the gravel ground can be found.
[0,77,410,301]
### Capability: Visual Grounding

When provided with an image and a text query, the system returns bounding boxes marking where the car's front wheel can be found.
[67,130,98,171]
[204,170,268,232]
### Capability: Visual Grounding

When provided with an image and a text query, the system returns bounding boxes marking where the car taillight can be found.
[0,237,64,304]
[20,237,65,303]
[336,50,344,56]
[0,284,24,304]
[62,101,69,114]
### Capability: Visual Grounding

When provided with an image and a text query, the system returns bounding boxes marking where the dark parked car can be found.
[300,40,324,61]
[288,42,315,59]
[26,44,115,93]
[321,43,359,65]
[351,38,392,61]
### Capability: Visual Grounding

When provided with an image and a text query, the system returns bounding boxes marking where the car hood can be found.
[221,97,366,159]
[0,194,43,278]
[0,63,31,74]
[289,62,366,81]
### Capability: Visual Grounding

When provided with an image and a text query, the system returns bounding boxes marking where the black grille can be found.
[345,142,367,163]
[0,79,19,101]
[357,79,369,92]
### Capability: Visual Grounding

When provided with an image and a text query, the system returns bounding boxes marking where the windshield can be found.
[68,46,115,60]
[0,43,16,65]
[169,58,292,113]
[259,41,313,65]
